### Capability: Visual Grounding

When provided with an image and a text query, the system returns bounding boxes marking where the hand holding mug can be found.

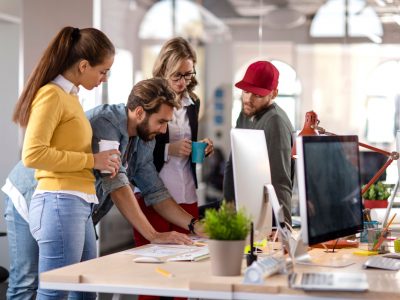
[200,138,214,156]
[169,138,192,157]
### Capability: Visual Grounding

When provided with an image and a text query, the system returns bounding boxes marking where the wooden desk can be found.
[40,247,400,299]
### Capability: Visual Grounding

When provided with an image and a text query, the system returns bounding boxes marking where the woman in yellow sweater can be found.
[13,26,119,300]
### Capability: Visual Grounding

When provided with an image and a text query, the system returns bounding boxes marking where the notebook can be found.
[289,272,369,292]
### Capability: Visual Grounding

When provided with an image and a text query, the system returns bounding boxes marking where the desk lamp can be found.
[293,111,399,195]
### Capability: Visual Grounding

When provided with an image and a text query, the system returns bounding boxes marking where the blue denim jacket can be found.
[87,103,171,224]
[5,161,36,208]
[127,138,171,207]
[3,103,170,225]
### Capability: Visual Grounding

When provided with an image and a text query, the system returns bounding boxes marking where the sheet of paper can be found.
[124,244,208,259]
[167,247,209,262]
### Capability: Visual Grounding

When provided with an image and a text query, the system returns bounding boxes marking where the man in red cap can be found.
[223,61,294,225]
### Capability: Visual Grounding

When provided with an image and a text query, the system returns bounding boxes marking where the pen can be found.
[373,213,397,251]
[193,242,207,247]
[193,254,210,261]
[155,267,174,278]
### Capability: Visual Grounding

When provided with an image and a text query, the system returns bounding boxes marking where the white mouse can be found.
[133,256,163,263]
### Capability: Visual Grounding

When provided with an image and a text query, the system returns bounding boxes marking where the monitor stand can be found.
[264,184,311,264]
[264,185,357,268]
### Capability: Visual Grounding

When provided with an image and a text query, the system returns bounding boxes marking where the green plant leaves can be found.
[202,201,251,240]
[362,181,391,200]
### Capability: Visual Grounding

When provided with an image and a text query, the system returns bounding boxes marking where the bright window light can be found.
[310,0,383,41]
[108,49,133,105]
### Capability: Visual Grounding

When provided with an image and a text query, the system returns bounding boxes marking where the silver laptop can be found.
[289,272,369,292]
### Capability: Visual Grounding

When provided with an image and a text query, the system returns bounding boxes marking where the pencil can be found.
[373,213,397,251]
[155,267,174,278]
[193,242,207,247]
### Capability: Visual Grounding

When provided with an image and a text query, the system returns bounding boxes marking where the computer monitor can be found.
[230,128,273,240]
[296,135,363,246]
[359,150,387,185]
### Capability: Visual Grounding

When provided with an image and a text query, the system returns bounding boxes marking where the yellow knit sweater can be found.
[22,83,95,194]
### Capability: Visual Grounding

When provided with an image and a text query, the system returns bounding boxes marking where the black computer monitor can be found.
[359,151,387,185]
[296,135,364,246]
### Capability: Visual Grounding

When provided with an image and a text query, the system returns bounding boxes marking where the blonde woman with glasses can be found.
[132,38,213,280]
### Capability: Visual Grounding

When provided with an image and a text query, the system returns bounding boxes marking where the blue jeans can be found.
[4,196,38,300]
[29,193,96,300]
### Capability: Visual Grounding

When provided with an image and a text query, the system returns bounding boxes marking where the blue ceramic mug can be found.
[192,142,207,163]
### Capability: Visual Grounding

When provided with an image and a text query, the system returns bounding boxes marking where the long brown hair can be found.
[13,26,115,127]
[152,37,198,100]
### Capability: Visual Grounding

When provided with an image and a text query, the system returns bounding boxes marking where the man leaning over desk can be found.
[89,78,204,239]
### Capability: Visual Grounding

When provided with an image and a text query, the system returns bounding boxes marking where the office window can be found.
[365,60,400,144]
[310,0,383,43]
[108,49,134,105]
[139,0,202,39]
[232,60,300,128]
[79,88,99,112]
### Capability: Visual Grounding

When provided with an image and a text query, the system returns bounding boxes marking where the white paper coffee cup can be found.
[98,139,120,174]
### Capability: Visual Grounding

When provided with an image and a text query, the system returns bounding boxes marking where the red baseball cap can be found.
[235,61,279,96]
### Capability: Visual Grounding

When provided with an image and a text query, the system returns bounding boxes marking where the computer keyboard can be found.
[301,273,334,286]
[289,272,369,291]
[363,256,400,270]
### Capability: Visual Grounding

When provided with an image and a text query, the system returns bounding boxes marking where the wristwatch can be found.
[188,218,198,234]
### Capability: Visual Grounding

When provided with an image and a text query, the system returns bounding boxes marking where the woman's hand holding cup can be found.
[93,149,121,178]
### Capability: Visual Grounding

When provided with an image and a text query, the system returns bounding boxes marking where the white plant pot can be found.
[208,239,245,276]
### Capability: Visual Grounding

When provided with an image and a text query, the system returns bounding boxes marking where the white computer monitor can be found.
[230,128,273,240]
[296,135,363,246]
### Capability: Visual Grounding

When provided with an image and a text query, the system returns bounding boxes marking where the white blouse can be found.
[159,95,198,205]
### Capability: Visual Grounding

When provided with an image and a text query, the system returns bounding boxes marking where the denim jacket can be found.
[87,103,170,225]
[128,138,171,207]
[1,161,36,222]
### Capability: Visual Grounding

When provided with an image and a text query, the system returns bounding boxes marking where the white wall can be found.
[0,19,20,272]
[22,0,93,83]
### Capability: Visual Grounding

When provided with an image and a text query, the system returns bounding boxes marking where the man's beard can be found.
[136,117,154,142]
[242,98,272,117]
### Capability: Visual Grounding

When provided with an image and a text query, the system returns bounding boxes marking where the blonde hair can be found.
[152,37,198,99]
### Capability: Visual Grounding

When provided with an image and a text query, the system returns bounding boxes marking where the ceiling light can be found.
[263,7,306,29]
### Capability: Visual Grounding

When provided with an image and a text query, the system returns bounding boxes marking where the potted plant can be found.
[362,181,391,209]
[203,201,251,276]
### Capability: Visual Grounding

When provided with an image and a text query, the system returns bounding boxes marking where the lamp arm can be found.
[358,142,394,157]
[361,158,394,195]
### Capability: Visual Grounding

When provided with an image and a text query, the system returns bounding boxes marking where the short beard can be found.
[242,98,273,117]
[136,116,153,142]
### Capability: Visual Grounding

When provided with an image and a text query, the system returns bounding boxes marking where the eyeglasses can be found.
[170,71,196,82]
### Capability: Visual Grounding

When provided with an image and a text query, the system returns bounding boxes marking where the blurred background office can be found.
[2,0,400,277]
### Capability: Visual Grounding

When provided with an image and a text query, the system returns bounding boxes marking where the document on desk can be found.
[124,245,209,261]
